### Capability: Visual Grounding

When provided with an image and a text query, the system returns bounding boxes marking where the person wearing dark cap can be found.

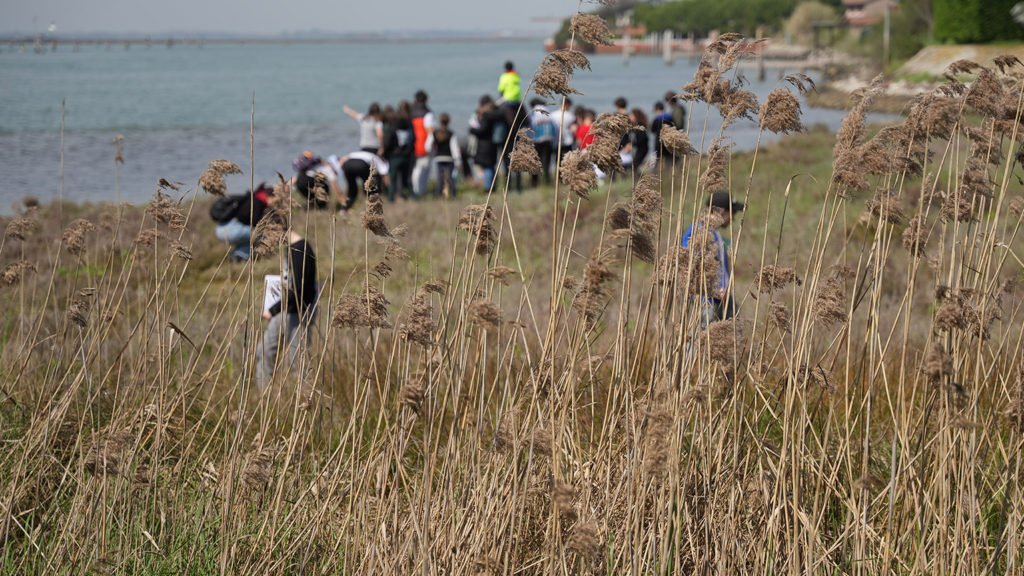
[665,90,687,131]
[681,192,744,325]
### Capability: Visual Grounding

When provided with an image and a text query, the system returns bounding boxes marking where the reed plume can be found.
[332,283,392,329]
[199,159,242,198]
[486,266,517,285]
[570,13,612,46]
[399,286,435,346]
[457,204,496,255]
[659,125,699,158]
[509,133,542,175]
[864,189,905,225]
[965,68,1005,117]
[364,163,380,196]
[559,150,598,199]
[755,265,801,294]
[5,217,38,241]
[62,218,95,256]
[532,51,588,99]
[759,88,803,134]
[698,144,729,192]
[469,298,503,328]
[813,267,851,326]
[1,260,35,286]
[769,301,791,333]
[362,193,391,238]
[902,213,929,257]
[923,342,953,381]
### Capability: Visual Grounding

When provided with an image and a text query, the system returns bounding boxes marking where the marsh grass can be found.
[3,18,1024,576]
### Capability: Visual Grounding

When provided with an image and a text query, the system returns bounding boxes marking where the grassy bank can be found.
[2,30,1024,575]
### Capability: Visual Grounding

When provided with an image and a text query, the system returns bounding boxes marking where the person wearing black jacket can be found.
[384,101,416,202]
[214,182,272,262]
[469,95,504,192]
[257,228,317,388]
[498,97,530,193]
[620,108,650,184]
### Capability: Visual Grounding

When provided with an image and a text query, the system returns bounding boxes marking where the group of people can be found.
[282,61,693,211]
[205,62,728,389]
[518,90,688,189]
[239,189,742,390]
[284,88,468,209]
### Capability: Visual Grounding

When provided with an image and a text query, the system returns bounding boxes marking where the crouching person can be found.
[257,217,317,389]
[292,151,344,210]
[211,182,273,262]
[339,150,390,213]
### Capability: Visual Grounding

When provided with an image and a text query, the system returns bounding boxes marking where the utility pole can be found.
[663,29,673,65]
[882,0,891,68]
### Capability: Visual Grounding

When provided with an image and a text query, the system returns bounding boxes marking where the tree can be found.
[633,0,800,37]
[785,1,839,46]
[889,0,932,60]
[934,0,1024,43]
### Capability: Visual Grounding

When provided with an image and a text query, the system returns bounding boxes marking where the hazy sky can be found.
[2,0,571,35]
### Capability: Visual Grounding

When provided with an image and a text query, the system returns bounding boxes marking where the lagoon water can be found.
[0,39,891,212]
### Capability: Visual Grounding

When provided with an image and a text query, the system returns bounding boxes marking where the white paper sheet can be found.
[263,274,282,311]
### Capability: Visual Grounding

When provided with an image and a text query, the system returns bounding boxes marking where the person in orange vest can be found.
[410,89,435,196]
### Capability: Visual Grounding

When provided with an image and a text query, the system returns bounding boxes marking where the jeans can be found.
[481,166,496,192]
[412,155,432,196]
[436,161,456,197]
[256,312,312,388]
[215,218,252,261]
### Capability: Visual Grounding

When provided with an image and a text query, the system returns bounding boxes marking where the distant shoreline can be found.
[0,34,547,48]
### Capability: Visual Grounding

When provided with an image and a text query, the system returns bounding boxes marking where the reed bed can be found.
[2,17,1024,576]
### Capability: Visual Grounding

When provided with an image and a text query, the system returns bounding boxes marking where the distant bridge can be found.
[0,34,543,51]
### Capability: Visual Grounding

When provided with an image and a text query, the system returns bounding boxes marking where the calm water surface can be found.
[0,39,894,211]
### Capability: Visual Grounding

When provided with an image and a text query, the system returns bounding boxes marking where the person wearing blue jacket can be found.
[681,192,743,326]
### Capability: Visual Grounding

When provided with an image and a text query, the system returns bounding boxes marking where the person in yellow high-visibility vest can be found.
[497,61,521,105]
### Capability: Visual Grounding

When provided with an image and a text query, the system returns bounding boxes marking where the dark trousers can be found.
[294,172,329,210]
[530,140,553,187]
[436,161,456,197]
[388,155,413,202]
[556,142,573,161]
[500,153,522,193]
[341,158,371,210]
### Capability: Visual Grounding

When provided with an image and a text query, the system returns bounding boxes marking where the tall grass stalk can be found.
[2,23,1024,576]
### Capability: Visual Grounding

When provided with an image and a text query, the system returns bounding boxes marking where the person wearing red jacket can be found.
[410,89,435,196]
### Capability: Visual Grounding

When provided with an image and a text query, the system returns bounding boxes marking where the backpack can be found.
[531,113,555,142]
[492,118,508,145]
[292,152,322,174]
[391,127,415,157]
[210,194,244,223]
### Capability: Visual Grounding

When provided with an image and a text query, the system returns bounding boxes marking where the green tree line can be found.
[933,0,1024,44]
[633,0,803,37]
[551,0,1024,54]
[552,0,834,47]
